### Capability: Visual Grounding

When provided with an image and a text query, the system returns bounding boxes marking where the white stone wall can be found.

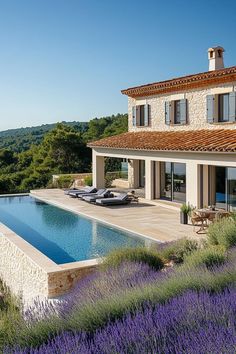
[0,224,98,303]
[0,233,48,301]
[128,82,236,132]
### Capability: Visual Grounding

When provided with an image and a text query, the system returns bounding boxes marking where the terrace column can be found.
[145,160,154,200]
[186,161,200,208]
[92,150,105,189]
[128,159,139,188]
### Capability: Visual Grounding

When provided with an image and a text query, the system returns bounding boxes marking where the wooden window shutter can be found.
[144,104,149,126]
[132,106,136,126]
[179,99,187,124]
[229,92,236,122]
[206,95,215,123]
[165,101,171,125]
[136,106,141,126]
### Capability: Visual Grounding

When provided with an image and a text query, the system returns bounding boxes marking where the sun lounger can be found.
[95,193,131,206]
[68,187,97,198]
[64,185,93,195]
[82,190,113,203]
[64,188,80,195]
[77,188,106,199]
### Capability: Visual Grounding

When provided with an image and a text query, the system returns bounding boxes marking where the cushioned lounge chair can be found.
[68,187,97,198]
[77,188,106,199]
[64,185,93,195]
[82,190,113,203]
[64,188,80,195]
[95,193,131,206]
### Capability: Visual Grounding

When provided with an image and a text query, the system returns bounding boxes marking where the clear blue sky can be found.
[0,0,235,131]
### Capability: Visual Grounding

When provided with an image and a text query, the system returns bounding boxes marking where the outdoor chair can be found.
[82,190,113,203]
[95,193,131,206]
[77,188,106,199]
[191,210,208,234]
[68,187,97,198]
[64,185,93,195]
[127,191,139,203]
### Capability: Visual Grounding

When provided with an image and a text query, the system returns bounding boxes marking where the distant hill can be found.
[0,121,88,152]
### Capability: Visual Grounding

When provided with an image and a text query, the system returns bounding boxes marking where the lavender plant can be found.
[9,289,236,354]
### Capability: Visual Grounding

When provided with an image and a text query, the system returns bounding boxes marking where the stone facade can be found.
[0,230,48,301]
[128,82,236,132]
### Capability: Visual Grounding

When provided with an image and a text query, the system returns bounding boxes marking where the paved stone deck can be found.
[31,189,197,242]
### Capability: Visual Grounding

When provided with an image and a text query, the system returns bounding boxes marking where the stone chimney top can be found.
[208,46,225,71]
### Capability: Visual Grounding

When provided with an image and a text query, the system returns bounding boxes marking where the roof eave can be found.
[88,145,236,154]
[121,66,236,98]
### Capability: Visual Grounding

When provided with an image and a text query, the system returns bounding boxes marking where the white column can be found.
[145,160,154,200]
[186,161,200,208]
[202,165,209,207]
[128,159,139,188]
[92,150,105,189]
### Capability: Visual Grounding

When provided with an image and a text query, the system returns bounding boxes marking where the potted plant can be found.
[180,203,192,224]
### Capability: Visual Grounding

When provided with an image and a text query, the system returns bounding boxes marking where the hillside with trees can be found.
[0,114,128,193]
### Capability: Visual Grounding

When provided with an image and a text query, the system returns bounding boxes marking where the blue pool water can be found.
[0,196,148,264]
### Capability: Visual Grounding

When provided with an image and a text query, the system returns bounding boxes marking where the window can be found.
[174,100,181,124]
[132,104,150,127]
[165,99,187,125]
[139,105,145,126]
[219,93,229,122]
[207,92,236,123]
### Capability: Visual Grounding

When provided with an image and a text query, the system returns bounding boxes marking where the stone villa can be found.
[89,47,236,211]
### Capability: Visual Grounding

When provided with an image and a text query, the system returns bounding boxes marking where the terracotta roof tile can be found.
[121,66,236,98]
[88,129,236,153]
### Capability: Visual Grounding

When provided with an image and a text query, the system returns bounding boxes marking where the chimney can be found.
[208,46,225,71]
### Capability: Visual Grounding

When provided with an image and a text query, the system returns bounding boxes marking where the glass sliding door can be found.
[173,163,186,202]
[228,168,236,211]
[160,162,186,203]
[215,167,227,210]
[160,162,172,200]
[214,166,236,211]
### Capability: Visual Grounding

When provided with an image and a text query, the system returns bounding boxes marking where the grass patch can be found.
[207,217,236,249]
[102,247,164,271]
[156,238,199,264]
[183,245,227,268]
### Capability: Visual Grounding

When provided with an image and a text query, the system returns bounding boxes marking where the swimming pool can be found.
[0,196,148,264]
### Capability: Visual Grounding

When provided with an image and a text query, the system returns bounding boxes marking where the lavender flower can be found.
[10,289,236,354]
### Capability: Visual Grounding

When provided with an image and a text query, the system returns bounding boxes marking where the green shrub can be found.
[102,247,164,271]
[180,203,192,215]
[57,175,74,188]
[207,217,236,249]
[184,246,227,268]
[105,175,114,188]
[84,175,93,187]
[157,238,199,264]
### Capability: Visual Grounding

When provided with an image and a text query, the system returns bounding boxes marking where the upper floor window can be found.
[132,104,150,127]
[207,92,236,123]
[219,93,229,122]
[174,100,181,124]
[165,99,187,125]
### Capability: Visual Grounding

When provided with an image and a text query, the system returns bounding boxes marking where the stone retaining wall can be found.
[0,223,97,302]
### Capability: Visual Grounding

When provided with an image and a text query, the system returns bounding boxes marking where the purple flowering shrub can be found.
[11,289,236,354]
[62,261,168,312]
[5,248,236,351]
